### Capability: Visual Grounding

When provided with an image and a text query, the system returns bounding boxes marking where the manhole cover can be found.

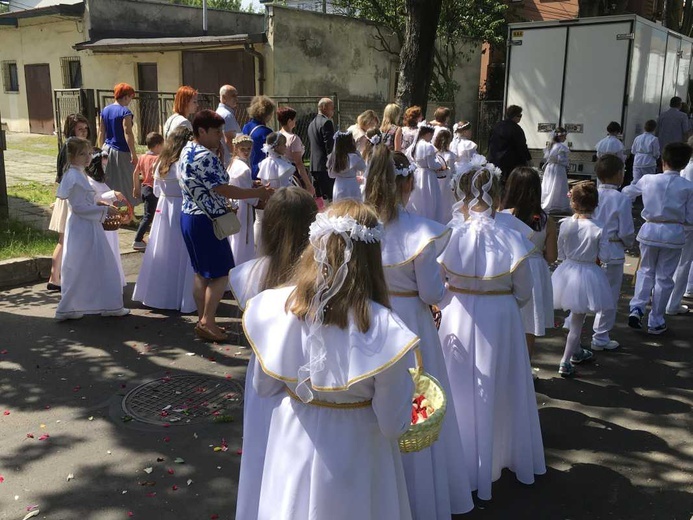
[122,374,244,426]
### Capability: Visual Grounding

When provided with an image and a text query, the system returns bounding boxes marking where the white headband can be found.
[368,134,382,146]
[395,163,416,177]
[453,122,471,133]
[333,130,352,141]
[449,154,502,211]
[309,213,384,243]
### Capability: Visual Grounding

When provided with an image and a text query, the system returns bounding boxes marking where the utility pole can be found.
[203,0,208,35]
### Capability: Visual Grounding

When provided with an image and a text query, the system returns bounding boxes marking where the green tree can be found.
[168,0,256,12]
[333,0,506,108]
[0,1,9,14]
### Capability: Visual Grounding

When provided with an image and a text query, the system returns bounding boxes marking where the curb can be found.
[0,251,141,291]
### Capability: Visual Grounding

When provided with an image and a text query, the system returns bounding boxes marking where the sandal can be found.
[558,362,575,378]
[194,323,228,343]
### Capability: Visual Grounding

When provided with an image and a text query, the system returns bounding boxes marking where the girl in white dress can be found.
[553,181,614,377]
[434,128,457,224]
[502,167,558,360]
[406,124,447,223]
[132,126,196,313]
[255,132,296,251]
[243,200,417,520]
[230,187,318,520]
[85,150,126,287]
[227,134,257,266]
[328,131,367,201]
[541,128,571,214]
[438,162,546,500]
[364,148,474,518]
[451,121,478,164]
[55,138,129,320]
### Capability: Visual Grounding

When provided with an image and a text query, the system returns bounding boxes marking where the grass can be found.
[6,132,58,158]
[7,182,56,207]
[0,217,58,261]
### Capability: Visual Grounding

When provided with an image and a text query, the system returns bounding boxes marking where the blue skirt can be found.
[180,213,235,279]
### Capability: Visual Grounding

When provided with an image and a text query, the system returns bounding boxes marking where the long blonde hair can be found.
[364,145,398,224]
[156,126,192,178]
[287,200,390,332]
[380,103,401,133]
[261,187,318,291]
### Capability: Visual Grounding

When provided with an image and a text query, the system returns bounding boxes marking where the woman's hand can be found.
[130,153,138,166]
[132,186,141,200]
[305,183,316,196]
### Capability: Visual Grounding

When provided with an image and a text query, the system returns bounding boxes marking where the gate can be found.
[476,100,503,154]
[54,89,97,147]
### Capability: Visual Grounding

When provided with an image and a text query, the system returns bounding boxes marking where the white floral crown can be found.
[309,213,384,243]
[261,142,276,154]
[333,130,352,141]
[368,134,382,146]
[453,122,471,133]
[448,154,502,200]
[233,134,253,146]
[417,121,435,132]
[395,163,416,177]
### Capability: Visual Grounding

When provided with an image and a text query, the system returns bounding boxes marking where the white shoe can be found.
[591,340,620,351]
[101,308,130,317]
[683,292,693,299]
[665,305,689,316]
[55,311,84,321]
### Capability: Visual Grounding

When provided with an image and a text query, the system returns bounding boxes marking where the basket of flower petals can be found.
[102,199,134,231]
[398,348,447,453]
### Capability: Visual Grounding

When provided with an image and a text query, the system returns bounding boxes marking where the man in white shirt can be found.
[216,84,242,167]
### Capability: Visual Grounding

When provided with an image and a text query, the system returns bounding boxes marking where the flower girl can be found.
[227,134,257,265]
[328,131,367,201]
[230,187,318,520]
[365,146,474,518]
[541,128,571,214]
[241,200,417,520]
[406,123,447,223]
[438,160,546,500]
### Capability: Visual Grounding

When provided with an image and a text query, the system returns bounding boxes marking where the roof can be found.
[73,33,266,53]
[0,2,84,26]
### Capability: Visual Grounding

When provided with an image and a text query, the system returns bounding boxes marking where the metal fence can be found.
[476,100,503,154]
[54,89,97,147]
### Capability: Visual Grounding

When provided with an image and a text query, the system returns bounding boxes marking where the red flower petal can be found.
[3,411,9,416]
[163,437,170,443]
[211,515,219,519]
[26,433,34,438]
[0,475,4,483]
[0,349,8,354]
[171,484,178,491]
[127,513,134,517]
[38,434,50,441]
[236,449,243,455]
[146,492,156,498]
[167,468,174,475]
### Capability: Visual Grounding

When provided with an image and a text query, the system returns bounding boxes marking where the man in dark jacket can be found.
[487,105,532,187]
[307,98,336,200]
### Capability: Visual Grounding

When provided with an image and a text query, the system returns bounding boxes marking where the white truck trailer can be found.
[505,15,693,177]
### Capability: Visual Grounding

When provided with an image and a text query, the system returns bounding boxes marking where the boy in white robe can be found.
[596,121,626,162]
[623,142,693,334]
[631,120,660,185]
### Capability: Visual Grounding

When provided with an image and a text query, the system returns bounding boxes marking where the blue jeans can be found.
[134,185,158,242]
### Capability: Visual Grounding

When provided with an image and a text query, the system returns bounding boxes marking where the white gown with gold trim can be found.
[438,210,546,501]
[382,209,475,518]
[242,286,417,520]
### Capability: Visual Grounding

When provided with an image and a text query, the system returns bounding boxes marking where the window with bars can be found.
[2,61,19,93]
[60,56,82,89]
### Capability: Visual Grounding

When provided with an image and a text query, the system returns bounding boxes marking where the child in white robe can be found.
[552,181,614,376]
[85,150,126,287]
[229,187,318,520]
[406,123,447,223]
[55,138,128,320]
[450,121,478,164]
[434,128,457,224]
[541,127,571,214]
[243,200,416,520]
[132,126,196,313]
[328,130,367,201]
[622,142,693,333]
[227,134,257,266]
[590,156,635,350]
[255,132,296,251]
[364,147,474,518]
[667,148,693,313]
[502,167,558,361]
[631,120,660,185]
[595,121,626,162]
[438,161,546,500]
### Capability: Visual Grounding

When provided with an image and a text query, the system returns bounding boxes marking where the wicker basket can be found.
[102,199,134,231]
[398,348,447,453]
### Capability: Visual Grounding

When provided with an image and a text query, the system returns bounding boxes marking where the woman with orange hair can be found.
[98,82,138,205]
[163,85,199,138]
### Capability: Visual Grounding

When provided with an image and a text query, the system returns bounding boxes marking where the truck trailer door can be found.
[675,39,692,101]
[560,22,632,151]
[505,27,568,150]
[660,35,682,112]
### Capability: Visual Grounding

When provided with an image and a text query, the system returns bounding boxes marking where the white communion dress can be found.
[132,163,196,313]
[541,142,571,214]
[243,286,418,520]
[229,257,273,520]
[56,166,124,317]
[381,208,475,518]
[407,140,445,223]
[552,216,614,314]
[227,157,257,265]
[437,209,546,500]
[255,151,296,251]
[87,177,125,287]
[453,137,478,164]
[329,152,367,202]
[436,150,457,225]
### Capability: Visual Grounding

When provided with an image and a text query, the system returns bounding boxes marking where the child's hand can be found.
[106,205,119,216]
[115,191,125,202]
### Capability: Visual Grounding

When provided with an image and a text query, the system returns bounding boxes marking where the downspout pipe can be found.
[244,42,265,95]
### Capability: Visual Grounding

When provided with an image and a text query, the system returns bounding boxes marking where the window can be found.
[60,56,82,89]
[2,61,19,93]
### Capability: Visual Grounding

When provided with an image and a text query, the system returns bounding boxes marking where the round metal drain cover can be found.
[122,374,244,426]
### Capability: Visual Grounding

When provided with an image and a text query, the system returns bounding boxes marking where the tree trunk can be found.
[396,0,443,113]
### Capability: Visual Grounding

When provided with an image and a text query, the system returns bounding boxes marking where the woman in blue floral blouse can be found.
[179,110,272,342]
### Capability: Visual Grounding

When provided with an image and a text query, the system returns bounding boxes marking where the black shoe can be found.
[47,283,61,292]
[628,308,643,329]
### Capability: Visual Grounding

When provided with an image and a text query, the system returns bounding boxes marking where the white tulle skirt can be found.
[438,291,546,501]
[541,164,570,213]
[552,259,614,314]
[332,177,362,202]
[257,395,412,520]
[523,254,554,336]
[391,295,474,518]
[132,195,196,313]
